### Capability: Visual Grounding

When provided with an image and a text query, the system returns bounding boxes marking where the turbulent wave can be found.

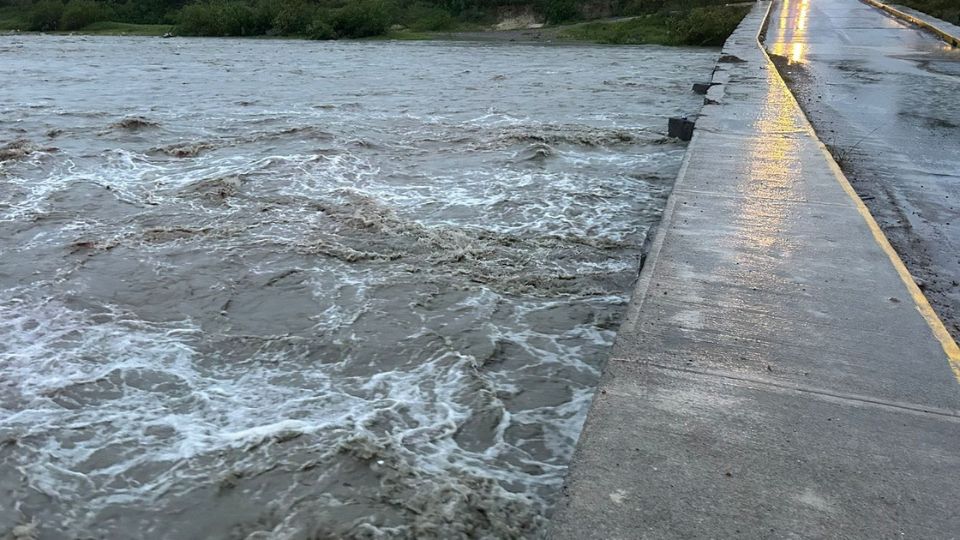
[0,138,56,164]
[498,126,640,146]
[149,127,336,158]
[107,116,160,131]
[152,140,218,158]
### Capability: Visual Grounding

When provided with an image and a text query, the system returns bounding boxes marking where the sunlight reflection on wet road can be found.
[766,0,960,339]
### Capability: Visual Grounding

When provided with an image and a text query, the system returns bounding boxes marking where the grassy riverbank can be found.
[0,0,749,45]
[561,5,750,46]
[66,20,171,33]
[893,0,959,25]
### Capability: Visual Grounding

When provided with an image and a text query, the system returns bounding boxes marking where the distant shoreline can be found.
[1,4,750,46]
[1,26,723,47]
[1,21,624,44]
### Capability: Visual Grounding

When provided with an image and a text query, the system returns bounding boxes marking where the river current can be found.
[0,35,715,538]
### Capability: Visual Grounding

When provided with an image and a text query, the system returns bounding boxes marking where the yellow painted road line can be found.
[756,1,960,383]
[861,0,960,48]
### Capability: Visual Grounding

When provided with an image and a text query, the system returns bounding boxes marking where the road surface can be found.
[768,0,960,340]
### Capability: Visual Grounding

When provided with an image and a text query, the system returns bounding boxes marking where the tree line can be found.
[0,0,736,38]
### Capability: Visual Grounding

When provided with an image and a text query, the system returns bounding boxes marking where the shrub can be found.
[307,14,335,39]
[669,5,749,46]
[251,0,279,34]
[540,0,579,24]
[619,0,667,17]
[403,3,455,31]
[177,1,257,36]
[177,3,217,34]
[331,0,391,38]
[271,0,315,34]
[562,16,671,44]
[218,0,257,34]
[109,0,180,24]
[59,0,113,30]
[454,6,488,24]
[28,0,64,31]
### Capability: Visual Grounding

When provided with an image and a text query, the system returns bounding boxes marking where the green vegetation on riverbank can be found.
[894,0,959,25]
[562,5,749,46]
[0,0,749,44]
[68,20,170,33]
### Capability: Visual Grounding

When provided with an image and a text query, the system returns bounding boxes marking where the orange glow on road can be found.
[769,0,811,64]
[734,70,805,257]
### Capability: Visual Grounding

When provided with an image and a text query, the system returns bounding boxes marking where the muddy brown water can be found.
[0,35,715,538]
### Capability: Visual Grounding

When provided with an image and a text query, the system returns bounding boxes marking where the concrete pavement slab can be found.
[552,359,960,539]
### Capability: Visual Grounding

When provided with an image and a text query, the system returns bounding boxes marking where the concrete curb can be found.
[763,2,960,377]
[612,7,756,346]
[861,0,960,47]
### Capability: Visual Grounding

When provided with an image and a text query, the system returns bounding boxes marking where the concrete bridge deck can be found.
[549,2,960,537]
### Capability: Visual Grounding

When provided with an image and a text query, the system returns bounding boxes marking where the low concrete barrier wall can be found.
[862,0,960,47]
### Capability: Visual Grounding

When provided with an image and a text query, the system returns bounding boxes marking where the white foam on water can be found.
[0,281,614,527]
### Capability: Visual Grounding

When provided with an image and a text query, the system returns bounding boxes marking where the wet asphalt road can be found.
[767,0,960,339]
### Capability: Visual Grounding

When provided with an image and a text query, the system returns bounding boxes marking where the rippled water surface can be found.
[0,35,715,538]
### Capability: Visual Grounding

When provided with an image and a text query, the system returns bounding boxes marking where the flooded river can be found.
[0,35,715,538]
